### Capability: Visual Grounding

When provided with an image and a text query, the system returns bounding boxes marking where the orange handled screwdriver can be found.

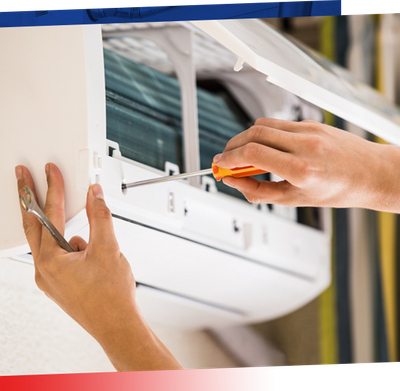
[122,163,267,190]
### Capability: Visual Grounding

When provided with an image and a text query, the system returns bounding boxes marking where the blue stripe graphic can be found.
[0,0,343,27]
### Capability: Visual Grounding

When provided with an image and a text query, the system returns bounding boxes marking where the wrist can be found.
[365,143,400,212]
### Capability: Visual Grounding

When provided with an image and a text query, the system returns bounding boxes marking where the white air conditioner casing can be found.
[2,20,399,329]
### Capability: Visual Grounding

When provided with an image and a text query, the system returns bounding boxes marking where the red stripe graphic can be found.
[0,368,268,391]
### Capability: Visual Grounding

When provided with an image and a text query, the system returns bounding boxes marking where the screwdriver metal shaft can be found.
[122,168,213,190]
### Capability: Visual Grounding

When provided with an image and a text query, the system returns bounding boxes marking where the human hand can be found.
[16,163,181,371]
[214,118,400,212]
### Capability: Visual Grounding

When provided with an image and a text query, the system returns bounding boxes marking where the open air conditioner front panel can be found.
[5,19,396,327]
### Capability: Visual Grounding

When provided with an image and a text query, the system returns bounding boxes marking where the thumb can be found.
[86,184,119,249]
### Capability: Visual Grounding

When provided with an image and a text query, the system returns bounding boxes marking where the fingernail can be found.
[213,153,222,163]
[45,164,50,176]
[15,166,23,180]
[92,184,104,200]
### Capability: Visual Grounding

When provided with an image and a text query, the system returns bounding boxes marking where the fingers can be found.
[254,118,319,132]
[223,119,320,154]
[15,165,42,258]
[215,143,298,182]
[86,184,119,251]
[69,236,88,252]
[222,177,296,205]
[41,163,66,251]
[225,125,301,154]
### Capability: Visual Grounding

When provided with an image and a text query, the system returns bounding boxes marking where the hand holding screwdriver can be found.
[213,117,400,211]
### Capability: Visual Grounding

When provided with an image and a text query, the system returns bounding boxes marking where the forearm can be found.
[94,304,183,372]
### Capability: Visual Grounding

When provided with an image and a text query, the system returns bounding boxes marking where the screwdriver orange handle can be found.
[212,163,267,182]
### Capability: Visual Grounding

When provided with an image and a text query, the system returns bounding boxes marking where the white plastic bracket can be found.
[234,57,244,72]
[165,161,180,176]
[106,139,122,158]
[201,175,217,193]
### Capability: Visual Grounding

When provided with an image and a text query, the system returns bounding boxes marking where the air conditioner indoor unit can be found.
[2,20,399,329]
